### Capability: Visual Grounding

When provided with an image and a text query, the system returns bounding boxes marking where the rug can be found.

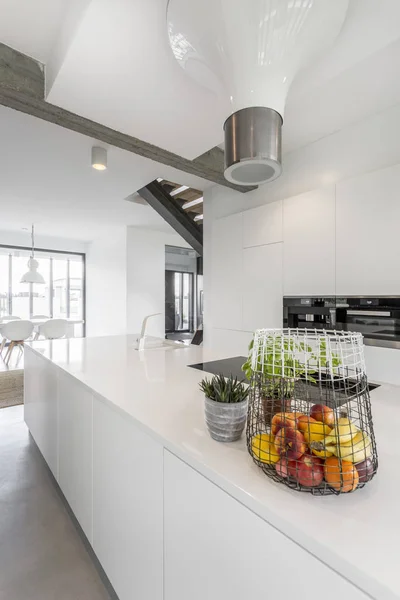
[0,369,24,408]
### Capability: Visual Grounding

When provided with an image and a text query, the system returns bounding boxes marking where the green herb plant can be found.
[199,374,249,404]
[242,334,342,399]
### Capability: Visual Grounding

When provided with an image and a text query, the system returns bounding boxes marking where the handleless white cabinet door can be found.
[58,371,93,542]
[92,398,163,600]
[210,212,243,330]
[24,349,58,478]
[283,186,335,296]
[242,242,283,331]
[207,328,253,356]
[336,164,400,295]
[243,200,283,248]
[164,451,369,600]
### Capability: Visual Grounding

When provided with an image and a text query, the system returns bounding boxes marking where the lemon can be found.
[251,433,280,465]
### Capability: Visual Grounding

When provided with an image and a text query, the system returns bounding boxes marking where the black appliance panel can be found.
[284,296,400,348]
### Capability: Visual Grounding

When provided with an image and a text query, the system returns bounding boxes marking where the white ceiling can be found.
[0,0,69,62]
[43,0,400,159]
[1,0,400,181]
[0,105,208,242]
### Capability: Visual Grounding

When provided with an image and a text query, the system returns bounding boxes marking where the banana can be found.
[324,417,359,446]
[332,431,372,464]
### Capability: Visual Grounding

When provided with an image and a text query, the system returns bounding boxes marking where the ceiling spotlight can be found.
[91,146,107,171]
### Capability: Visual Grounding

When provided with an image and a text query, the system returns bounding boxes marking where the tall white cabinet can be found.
[208,202,283,352]
[336,164,400,295]
[211,212,243,331]
[242,243,283,331]
[283,186,336,296]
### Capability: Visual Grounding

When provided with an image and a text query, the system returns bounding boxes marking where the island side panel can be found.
[92,396,164,600]
[163,450,370,600]
[58,370,93,543]
[24,347,59,478]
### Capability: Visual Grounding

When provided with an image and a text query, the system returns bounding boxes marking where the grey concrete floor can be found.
[0,405,112,600]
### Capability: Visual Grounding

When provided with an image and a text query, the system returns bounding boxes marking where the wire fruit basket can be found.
[246,328,378,495]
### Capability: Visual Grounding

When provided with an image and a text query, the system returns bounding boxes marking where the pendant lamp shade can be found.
[20,225,45,284]
[167,0,349,185]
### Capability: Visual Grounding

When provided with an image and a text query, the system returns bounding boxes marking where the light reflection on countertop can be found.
[26,335,400,600]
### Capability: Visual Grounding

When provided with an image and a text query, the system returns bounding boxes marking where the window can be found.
[0,245,85,336]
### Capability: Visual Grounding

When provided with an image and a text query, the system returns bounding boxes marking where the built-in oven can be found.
[283,296,400,349]
[283,297,345,329]
[337,297,400,348]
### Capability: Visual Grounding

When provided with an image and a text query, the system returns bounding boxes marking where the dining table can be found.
[0,318,84,338]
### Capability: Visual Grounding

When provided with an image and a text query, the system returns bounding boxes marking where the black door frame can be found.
[166,270,195,333]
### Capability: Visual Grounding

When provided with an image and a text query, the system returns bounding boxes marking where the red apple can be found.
[287,459,301,479]
[271,412,297,436]
[293,454,324,487]
[355,458,374,483]
[274,427,306,461]
[310,404,335,427]
[275,458,291,479]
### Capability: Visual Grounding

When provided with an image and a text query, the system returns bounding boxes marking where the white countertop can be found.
[27,335,400,600]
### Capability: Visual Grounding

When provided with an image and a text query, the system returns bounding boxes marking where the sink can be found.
[131,336,185,351]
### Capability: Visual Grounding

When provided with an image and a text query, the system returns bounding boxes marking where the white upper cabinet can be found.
[283,186,336,296]
[242,243,283,331]
[242,200,283,248]
[210,212,243,330]
[336,164,400,296]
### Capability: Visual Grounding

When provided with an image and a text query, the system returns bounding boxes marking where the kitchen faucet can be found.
[138,313,162,351]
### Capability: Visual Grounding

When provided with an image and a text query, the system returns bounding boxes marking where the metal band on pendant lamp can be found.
[20,224,45,284]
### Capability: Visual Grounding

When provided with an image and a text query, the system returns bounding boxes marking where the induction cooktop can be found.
[189,356,248,382]
[188,356,379,393]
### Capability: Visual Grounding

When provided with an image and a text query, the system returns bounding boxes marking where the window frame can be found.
[0,243,86,335]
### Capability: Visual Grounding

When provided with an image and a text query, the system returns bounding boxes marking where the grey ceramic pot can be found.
[204,396,248,442]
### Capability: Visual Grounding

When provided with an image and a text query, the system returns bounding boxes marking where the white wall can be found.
[85,228,127,337]
[126,228,189,337]
[0,229,86,254]
[204,101,400,383]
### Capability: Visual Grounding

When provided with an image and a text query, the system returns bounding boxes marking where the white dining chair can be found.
[0,316,22,355]
[37,319,68,340]
[1,320,34,365]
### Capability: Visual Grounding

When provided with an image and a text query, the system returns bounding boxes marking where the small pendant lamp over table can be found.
[20,224,45,284]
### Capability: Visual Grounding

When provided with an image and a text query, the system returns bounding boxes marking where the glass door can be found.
[173,272,194,332]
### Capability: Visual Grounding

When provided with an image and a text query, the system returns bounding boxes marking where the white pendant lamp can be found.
[20,224,45,284]
[167,0,349,186]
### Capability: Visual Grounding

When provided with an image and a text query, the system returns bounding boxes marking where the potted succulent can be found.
[199,374,250,442]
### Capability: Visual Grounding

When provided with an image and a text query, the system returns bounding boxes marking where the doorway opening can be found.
[165,246,202,344]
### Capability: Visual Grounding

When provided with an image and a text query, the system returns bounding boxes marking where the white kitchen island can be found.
[24,335,399,600]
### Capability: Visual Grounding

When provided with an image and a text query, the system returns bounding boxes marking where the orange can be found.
[324,456,359,492]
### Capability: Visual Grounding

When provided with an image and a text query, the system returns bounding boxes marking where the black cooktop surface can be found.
[188,356,379,393]
[189,356,248,382]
